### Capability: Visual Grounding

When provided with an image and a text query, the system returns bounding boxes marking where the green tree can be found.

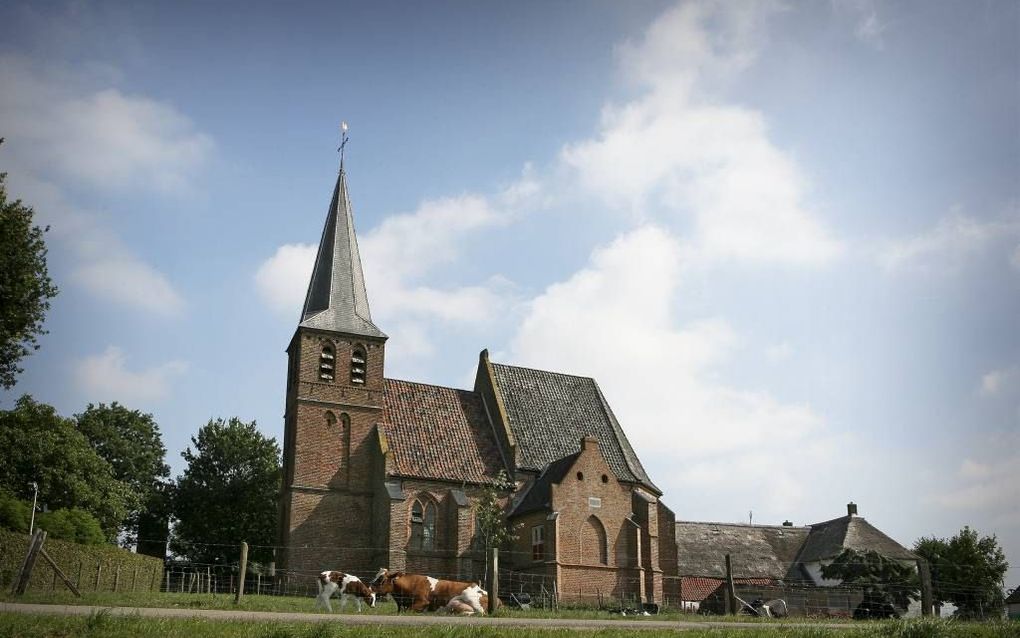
[75,402,170,544]
[474,470,517,553]
[0,150,59,389]
[171,417,280,565]
[0,395,135,539]
[914,527,1008,619]
[820,548,919,614]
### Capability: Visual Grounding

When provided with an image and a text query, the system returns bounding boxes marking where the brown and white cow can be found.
[369,568,489,614]
[315,570,376,612]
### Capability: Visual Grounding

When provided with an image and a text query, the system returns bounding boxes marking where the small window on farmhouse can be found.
[319,344,335,381]
[588,497,602,509]
[325,411,337,428]
[351,346,367,385]
[601,474,609,484]
[576,471,584,481]
[531,525,545,561]
[410,499,436,551]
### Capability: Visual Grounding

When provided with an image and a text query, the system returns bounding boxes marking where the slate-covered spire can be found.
[299,160,386,338]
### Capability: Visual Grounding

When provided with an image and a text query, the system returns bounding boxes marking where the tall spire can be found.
[299,126,386,338]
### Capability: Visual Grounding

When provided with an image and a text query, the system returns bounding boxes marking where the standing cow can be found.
[315,571,376,612]
[370,567,489,614]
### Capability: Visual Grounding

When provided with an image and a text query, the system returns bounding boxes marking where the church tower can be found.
[278,146,388,573]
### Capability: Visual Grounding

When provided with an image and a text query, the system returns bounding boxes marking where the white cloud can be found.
[979,366,1019,398]
[765,341,794,363]
[560,1,842,267]
[7,173,187,316]
[73,346,188,403]
[1010,244,1020,271]
[256,190,523,354]
[508,225,834,512]
[0,55,213,193]
[932,432,1020,529]
[254,242,317,317]
[879,212,1020,273]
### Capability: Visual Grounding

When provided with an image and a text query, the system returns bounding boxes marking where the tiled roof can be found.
[679,577,779,602]
[676,521,810,579]
[382,379,505,484]
[794,516,918,564]
[509,451,580,517]
[1006,587,1020,605]
[300,167,386,338]
[489,362,657,492]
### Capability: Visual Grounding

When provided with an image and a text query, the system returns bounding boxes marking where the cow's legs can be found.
[339,594,347,612]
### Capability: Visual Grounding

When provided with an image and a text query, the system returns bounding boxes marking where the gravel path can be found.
[0,602,868,632]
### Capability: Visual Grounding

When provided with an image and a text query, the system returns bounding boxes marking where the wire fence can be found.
[9,535,1011,621]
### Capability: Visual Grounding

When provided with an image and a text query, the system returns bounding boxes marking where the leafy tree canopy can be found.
[0,152,59,389]
[171,417,280,565]
[75,402,171,543]
[914,527,1009,619]
[0,395,135,539]
[820,548,919,612]
[37,507,106,545]
[474,470,518,553]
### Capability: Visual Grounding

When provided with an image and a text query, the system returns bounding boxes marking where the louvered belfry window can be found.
[319,344,335,381]
[351,346,367,385]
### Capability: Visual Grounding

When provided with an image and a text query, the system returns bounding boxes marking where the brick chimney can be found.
[581,436,599,451]
[847,501,858,517]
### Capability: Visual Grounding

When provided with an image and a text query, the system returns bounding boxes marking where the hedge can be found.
[0,528,163,593]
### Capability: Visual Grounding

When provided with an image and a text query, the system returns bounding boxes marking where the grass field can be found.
[0,612,1019,638]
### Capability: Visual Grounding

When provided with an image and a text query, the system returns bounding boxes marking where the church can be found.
[277,155,678,605]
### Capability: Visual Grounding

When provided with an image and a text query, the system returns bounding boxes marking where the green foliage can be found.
[0,395,136,539]
[37,508,106,545]
[820,548,919,610]
[171,417,281,565]
[474,470,518,552]
[0,152,59,389]
[0,490,30,532]
[75,402,171,544]
[914,527,1009,619]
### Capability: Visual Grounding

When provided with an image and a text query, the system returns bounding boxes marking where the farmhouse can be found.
[277,158,677,604]
[675,503,920,615]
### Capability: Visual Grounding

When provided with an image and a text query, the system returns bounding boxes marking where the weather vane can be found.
[338,121,349,169]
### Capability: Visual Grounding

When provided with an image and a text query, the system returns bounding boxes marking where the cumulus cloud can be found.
[9,173,186,315]
[255,186,529,356]
[73,346,188,403]
[0,55,213,193]
[833,0,888,49]
[560,1,842,267]
[931,431,1020,529]
[878,211,1020,273]
[508,226,834,512]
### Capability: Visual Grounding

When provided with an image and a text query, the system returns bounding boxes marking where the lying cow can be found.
[315,570,376,612]
[370,567,489,613]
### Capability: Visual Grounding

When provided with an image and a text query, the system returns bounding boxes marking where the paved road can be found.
[1,602,860,632]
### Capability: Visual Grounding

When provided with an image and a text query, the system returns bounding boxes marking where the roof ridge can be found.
[385,377,473,393]
[677,520,811,530]
[490,360,596,382]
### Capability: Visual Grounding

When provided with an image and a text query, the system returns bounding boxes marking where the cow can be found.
[370,568,489,614]
[315,570,376,613]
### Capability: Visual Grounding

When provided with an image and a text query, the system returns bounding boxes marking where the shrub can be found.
[0,491,31,532]
[37,507,105,544]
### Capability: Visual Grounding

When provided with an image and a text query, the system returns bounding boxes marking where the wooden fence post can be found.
[113,564,121,592]
[235,541,248,604]
[165,568,170,593]
[724,554,736,615]
[486,547,498,614]
[12,530,47,595]
[917,559,933,617]
[132,567,138,592]
[95,562,102,591]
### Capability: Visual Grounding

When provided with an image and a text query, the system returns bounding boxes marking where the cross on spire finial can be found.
[338,121,349,170]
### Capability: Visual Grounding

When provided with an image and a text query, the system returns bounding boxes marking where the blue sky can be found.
[1,1,1018,584]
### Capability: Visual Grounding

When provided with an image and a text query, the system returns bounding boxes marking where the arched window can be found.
[410,498,437,551]
[351,346,367,385]
[319,344,335,381]
[325,411,337,428]
[582,515,608,565]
